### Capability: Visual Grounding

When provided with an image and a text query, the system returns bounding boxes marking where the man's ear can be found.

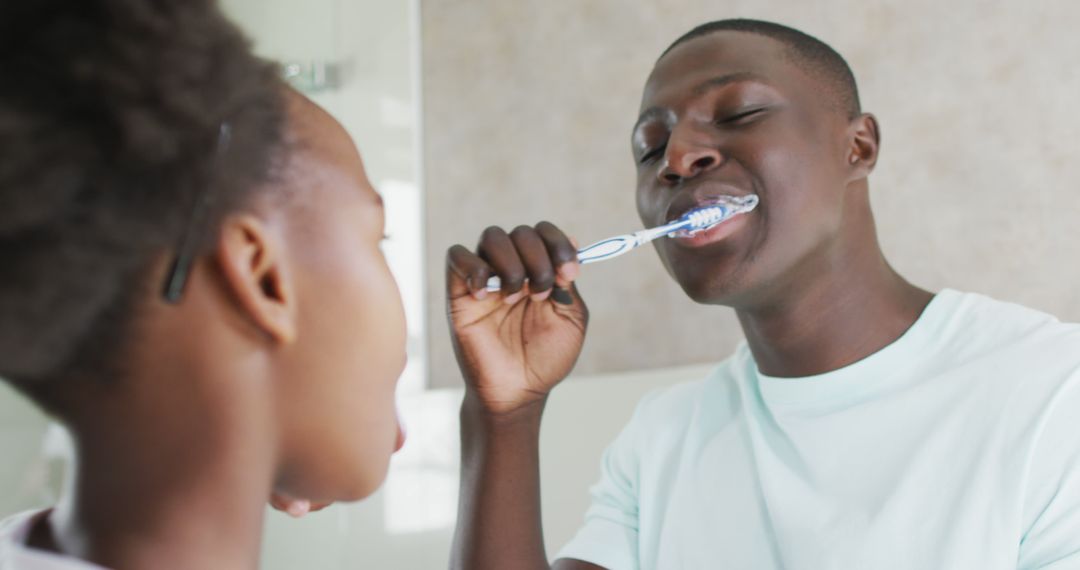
[215,214,297,344]
[845,112,881,182]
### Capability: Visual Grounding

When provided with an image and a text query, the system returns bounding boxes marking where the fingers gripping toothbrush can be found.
[485,194,759,292]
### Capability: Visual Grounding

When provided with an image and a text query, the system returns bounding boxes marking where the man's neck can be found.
[736,246,932,378]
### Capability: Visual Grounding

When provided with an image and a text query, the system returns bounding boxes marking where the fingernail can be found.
[531,290,551,302]
[504,290,527,305]
[552,287,573,305]
[559,263,580,282]
[472,288,488,301]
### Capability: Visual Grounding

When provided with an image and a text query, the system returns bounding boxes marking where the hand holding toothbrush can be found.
[445,196,758,417]
[482,195,758,291]
[446,221,588,418]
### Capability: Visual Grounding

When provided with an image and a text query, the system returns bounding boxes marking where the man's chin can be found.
[673,269,747,306]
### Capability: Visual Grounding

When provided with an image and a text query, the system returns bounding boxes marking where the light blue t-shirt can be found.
[557,290,1080,569]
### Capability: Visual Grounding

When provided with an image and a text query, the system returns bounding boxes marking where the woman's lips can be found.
[668,210,752,248]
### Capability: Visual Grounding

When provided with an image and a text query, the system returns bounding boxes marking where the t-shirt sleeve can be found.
[1017,370,1080,569]
[554,390,662,570]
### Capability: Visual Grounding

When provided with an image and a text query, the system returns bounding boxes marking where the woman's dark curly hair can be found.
[0,0,286,404]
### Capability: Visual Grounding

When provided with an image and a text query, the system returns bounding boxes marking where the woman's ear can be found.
[846,112,881,181]
[214,214,297,344]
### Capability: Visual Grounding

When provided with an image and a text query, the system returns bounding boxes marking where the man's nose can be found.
[658,126,723,185]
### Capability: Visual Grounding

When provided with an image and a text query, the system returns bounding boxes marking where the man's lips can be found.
[664,183,753,223]
[659,181,757,249]
[668,209,752,248]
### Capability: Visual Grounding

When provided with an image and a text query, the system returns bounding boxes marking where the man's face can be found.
[634,31,858,306]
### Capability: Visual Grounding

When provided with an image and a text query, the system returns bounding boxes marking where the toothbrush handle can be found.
[482,225,681,292]
[483,239,617,292]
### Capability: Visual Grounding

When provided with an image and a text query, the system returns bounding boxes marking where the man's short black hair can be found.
[662,19,861,119]
[0,0,286,404]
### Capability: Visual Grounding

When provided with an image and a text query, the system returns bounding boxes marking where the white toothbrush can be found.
[484,194,759,292]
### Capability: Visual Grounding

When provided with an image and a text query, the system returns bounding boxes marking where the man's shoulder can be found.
[629,353,746,434]
[946,289,1080,363]
[943,290,1080,412]
[953,289,1079,332]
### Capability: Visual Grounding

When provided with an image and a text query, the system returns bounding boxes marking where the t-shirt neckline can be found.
[742,289,962,407]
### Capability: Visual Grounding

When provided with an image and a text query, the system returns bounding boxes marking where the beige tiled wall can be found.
[422,0,1080,387]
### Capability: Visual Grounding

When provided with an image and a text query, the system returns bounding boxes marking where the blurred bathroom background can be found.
[2,0,1078,567]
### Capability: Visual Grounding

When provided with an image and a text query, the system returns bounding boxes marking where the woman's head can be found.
[0,0,405,502]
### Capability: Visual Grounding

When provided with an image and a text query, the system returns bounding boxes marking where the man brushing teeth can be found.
[447,18,1080,570]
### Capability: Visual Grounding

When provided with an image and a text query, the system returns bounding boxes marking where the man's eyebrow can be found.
[690,71,765,98]
[634,72,769,132]
[633,107,669,134]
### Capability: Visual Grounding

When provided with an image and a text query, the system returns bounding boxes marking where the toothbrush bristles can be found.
[688,207,726,229]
